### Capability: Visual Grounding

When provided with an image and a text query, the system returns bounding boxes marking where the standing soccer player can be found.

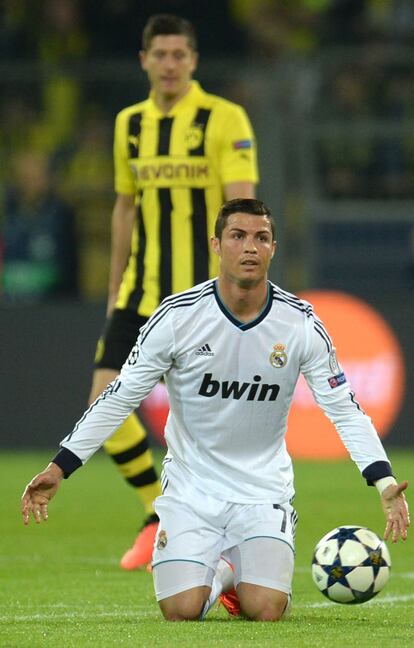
[90,14,258,569]
[22,198,409,622]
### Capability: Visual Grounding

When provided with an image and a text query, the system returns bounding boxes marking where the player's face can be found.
[212,212,276,287]
[140,35,198,103]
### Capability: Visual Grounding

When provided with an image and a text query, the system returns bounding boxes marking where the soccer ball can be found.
[311,525,391,604]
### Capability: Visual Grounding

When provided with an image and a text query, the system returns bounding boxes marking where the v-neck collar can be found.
[149,80,203,117]
[213,281,272,331]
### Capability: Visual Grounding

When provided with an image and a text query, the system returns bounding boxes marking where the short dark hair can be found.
[214,198,275,241]
[142,14,197,51]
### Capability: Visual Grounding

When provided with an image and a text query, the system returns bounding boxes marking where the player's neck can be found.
[153,82,192,115]
[217,277,269,323]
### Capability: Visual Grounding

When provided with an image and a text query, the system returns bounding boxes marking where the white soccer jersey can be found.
[58,280,391,503]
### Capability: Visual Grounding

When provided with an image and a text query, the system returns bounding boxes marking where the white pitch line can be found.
[2,609,160,622]
[295,566,414,578]
[0,555,119,566]
[2,595,414,622]
[0,603,152,610]
[299,593,414,609]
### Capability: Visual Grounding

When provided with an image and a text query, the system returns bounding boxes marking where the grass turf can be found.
[2,449,413,647]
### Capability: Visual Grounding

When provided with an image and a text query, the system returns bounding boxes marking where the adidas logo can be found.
[195,343,214,357]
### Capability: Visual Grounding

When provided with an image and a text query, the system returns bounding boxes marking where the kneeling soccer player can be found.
[22,199,410,621]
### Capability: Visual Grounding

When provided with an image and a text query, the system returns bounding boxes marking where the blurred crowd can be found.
[3,0,414,60]
[1,0,414,301]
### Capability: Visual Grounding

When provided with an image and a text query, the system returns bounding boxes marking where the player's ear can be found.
[139,50,147,71]
[271,241,277,258]
[210,236,221,257]
[190,50,199,73]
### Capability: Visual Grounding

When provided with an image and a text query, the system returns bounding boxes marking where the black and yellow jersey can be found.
[114,81,258,317]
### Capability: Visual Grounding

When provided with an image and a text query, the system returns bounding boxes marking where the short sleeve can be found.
[218,105,259,185]
[113,110,136,195]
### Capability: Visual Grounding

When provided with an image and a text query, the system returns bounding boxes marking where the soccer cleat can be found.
[219,587,241,617]
[120,514,159,570]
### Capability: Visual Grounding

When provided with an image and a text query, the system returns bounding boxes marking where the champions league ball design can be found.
[311,526,391,604]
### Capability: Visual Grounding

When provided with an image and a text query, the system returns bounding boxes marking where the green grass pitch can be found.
[2,449,413,647]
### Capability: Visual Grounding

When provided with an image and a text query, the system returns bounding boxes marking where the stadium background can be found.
[1,0,413,452]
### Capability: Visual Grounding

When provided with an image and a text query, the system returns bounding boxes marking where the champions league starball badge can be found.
[270,343,287,368]
[127,342,139,365]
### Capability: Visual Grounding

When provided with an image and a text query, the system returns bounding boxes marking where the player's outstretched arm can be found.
[21,463,64,525]
[379,480,410,543]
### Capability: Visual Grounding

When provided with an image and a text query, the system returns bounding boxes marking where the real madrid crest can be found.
[157,529,168,550]
[270,343,287,368]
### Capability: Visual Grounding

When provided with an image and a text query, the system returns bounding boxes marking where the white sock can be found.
[199,558,234,620]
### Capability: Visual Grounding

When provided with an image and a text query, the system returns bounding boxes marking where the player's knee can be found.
[248,601,285,622]
[240,588,288,622]
[161,607,201,621]
[158,591,206,622]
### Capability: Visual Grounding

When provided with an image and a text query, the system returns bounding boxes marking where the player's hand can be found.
[381,480,410,543]
[21,463,64,525]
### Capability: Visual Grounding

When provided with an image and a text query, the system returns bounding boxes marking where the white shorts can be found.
[152,471,297,601]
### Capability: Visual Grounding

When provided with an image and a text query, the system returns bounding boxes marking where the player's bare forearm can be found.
[107,193,136,314]
[21,462,64,525]
[224,181,256,200]
[380,480,410,543]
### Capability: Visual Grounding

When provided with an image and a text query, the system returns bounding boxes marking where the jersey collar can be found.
[213,280,272,331]
[149,80,204,117]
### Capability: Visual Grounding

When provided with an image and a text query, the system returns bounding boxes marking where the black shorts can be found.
[94,308,148,371]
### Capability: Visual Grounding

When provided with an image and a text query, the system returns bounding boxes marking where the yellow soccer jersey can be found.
[114,81,258,317]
